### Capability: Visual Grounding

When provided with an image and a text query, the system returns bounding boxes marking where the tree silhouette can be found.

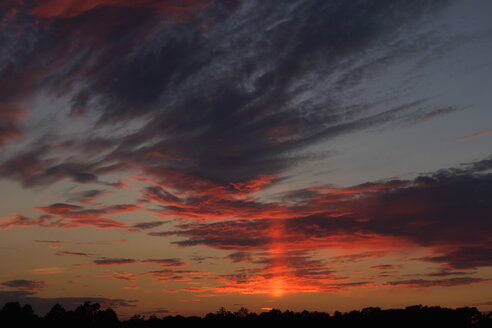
[0,302,38,326]
[0,301,491,327]
[44,303,67,327]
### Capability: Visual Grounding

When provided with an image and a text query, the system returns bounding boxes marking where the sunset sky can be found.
[1,0,491,318]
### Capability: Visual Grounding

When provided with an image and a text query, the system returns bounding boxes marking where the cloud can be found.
[111,272,137,281]
[369,265,402,271]
[211,249,365,296]
[418,247,492,270]
[29,0,211,21]
[426,268,475,277]
[226,251,254,263]
[0,215,64,230]
[140,258,186,267]
[35,203,140,218]
[329,251,388,264]
[151,159,492,272]
[0,0,458,193]
[384,277,489,288]
[93,257,186,267]
[65,189,110,204]
[56,251,91,257]
[131,221,168,230]
[35,239,128,246]
[0,202,141,231]
[94,258,137,265]
[145,269,212,282]
[1,279,47,291]
[212,269,368,296]
[452,128,492,142]
[31,267,67,275]
[0,103,26,148]
[34,240,63,244]
[0,149,102,187]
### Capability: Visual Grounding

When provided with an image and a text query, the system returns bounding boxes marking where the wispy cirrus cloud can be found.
[452,128,492,142]
[0,0,459,193]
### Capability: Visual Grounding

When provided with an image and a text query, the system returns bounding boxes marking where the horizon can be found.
[1,301,490,319]
[0,0,491,318]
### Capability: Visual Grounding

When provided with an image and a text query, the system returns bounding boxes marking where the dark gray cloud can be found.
[140,258,186,267]
[56,251,91,257]
[93,258,137,265]
[426,269,475,277]
[0,201,140,231]
[418,247,492,270]
[0,103,23,147]
[1,280,47,291]
[384,277,488,288]
[226,251,253,263]
[0,0,458,188]
[131,221,168,230]
[0,148,101,187]
[93,257,186,267]
[65,189,109,204]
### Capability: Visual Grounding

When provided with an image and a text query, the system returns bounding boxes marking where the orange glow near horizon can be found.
[269,220,286,297]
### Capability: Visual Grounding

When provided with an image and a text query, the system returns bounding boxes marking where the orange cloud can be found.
[452,129,492,142]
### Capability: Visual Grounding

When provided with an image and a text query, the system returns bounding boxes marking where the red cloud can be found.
[0,103,27,147]
[11,202,143,230]
[0,215,64,230]
[144,168,492,290]
[0,201,141,231]
[112,272,137,281]
[30,0,211,23]
[230,174,276,194]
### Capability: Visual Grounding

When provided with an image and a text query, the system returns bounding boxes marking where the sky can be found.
[0,0,492,318]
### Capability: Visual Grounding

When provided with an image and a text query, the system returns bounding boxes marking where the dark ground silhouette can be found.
[1,301,491,327]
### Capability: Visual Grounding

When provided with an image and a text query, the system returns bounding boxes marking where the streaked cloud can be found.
[1,279,47,291]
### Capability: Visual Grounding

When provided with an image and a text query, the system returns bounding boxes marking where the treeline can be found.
[1,301,491,328]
